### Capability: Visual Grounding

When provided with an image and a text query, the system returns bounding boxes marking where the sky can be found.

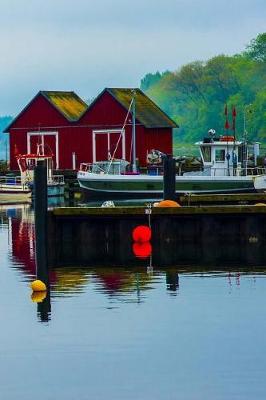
[0,0,265,116]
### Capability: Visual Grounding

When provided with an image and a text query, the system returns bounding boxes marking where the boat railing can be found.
[79,163,107,174]
[0,175,23,185]
[210,167,266,177]
[0,175,32,191]
[79,161,129,175]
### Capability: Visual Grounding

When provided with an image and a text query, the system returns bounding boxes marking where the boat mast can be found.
[243,104,252,176]
[224,104,230,176]
[131,90,137,173]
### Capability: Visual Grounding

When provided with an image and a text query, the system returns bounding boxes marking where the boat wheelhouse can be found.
[17,153,65,197]
[196,131,262,178]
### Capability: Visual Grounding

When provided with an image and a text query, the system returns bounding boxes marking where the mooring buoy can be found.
[132,225,152,243]
[31,280,47,292]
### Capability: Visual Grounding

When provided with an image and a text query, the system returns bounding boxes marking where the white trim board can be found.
[92,129,125,162]
[27,131,59,169]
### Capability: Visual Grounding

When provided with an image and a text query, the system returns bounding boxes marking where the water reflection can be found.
[8,204,36,277]
[1,204,266,319]
[2,205,266,400]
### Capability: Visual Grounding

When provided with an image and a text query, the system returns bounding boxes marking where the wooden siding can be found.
[79,91,173,166]
[8,90,174,170]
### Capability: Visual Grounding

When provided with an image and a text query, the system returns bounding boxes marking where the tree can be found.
[244,33,266,62]
[140,33,266,145]
[140,72,166,91]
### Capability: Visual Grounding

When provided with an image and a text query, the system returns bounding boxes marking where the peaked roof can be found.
[4,90,88,132]
[5,88,178,133]
[91,88,178,129]
[41,91,88,121]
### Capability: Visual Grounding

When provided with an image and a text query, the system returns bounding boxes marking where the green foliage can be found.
[140,33,266,146]
[140,71,170,92]
[0,160,8,174]
[244,33,266,62]
[0,116,12,160]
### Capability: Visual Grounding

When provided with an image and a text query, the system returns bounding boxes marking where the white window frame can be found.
[27,131,59,169]
[92,129,125,163]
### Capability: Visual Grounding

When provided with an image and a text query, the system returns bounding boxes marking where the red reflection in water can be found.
[9,207,56,283]
[96,271,132,293]
[132,242,152,259]
[6,207,157,302]
[11,215,36,275]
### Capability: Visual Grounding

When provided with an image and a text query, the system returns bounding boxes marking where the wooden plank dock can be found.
[179,192,266,205]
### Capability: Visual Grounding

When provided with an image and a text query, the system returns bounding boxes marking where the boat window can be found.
[200,146,211,162]
[215,149,225,162]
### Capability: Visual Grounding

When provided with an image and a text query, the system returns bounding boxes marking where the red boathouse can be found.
[5,88,177,170]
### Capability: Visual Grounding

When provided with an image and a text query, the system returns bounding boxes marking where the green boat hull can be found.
[78,175,256,199]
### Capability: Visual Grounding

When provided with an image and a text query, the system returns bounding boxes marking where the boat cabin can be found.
[17,154,64,186]
[196,130,260,177]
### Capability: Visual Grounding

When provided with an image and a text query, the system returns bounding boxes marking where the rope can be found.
[107,97,134,173]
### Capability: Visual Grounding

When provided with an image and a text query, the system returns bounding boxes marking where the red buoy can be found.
[132,225,152,243]
[132,242,152,259]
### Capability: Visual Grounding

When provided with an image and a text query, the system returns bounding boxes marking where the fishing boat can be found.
[0,149,65,202]
[77,145,266,200]
[77,100,266,199]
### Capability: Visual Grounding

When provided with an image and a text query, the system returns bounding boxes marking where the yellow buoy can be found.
[156,199,181,207]
[254,203,266,206]
[31,291,47,303]
[31,280,47,292]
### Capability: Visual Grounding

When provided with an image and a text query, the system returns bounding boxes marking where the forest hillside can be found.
[141,33,266,147]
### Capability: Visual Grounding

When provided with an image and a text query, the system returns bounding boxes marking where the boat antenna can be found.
[243,104,252,175]
[232,106,236,143]
[224,104,230,176]
[232,106,237,175]
[131,89,137,173]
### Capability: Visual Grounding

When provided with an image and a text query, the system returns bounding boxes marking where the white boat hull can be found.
[0,184,32,203]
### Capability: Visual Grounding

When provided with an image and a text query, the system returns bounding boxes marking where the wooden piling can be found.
[34,160,49,285]
[163,155,176,200]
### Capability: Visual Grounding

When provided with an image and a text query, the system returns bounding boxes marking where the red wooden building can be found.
[5,88,177,170]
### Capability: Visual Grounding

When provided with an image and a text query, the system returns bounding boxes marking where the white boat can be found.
[0,175,32,202]
[0,149,65,203]
[77,132,266,199]
[77,96,266,199]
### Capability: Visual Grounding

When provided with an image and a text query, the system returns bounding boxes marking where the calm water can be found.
[1,204,266,399]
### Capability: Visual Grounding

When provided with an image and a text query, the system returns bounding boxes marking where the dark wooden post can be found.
[163,154,176,200]
[37,291,51,322]
[34,160,49,285]
[166,271,179,292]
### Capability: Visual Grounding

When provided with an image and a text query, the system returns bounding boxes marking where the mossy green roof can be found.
[106,88,178,128]
[41,91,88,121]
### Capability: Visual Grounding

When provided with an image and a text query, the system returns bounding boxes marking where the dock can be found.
[179,192,266,206]
[47,203,266,268]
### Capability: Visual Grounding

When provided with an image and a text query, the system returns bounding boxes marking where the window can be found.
[200,146,211,162]
[215,149,225,162]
